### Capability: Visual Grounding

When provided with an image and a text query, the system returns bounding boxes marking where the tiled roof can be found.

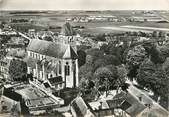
[128,85,169,117]
[113,91,146,117]
[63,45,78,59]
[71,97,95,117]
[27,39,77,59]
[48,76,63,85]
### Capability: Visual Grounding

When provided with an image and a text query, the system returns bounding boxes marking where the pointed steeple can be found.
[63,45,78,59]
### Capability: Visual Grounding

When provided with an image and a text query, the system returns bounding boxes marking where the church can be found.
[26,22,79,89]
[27,39,79,88]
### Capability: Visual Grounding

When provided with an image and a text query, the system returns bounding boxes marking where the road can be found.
[90,26,152,33]
[121,25,169,32]
[18,32,31,41]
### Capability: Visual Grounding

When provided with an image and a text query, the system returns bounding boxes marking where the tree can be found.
[127,45,147,66]
[77,45,91,52]
[79,77,98,101]
[93,64,127,97]
[116,65,127,83]
[162,57,169,77]
[9,59,27,82]
[0,21,6,29]
[137,59,169,98]
[85,55,94,65]
[43,36,53,41]
[149,46,166,64]
[0,44,7,59]
[93,55,121,71]
[126,45,148,79]
[86,48,104,61]
[100,43,108,54]
[116,65,129,91]
[159,44,169,59]
[1,35,11,44]
[106,42,125,62]
[93,33,106,41]
[79,78,95,93]
[77,50,86,67]
[143,41,166,64]
[152,31,159,38]
[94,65,118,93]
[10,103,20,117]
[159,31,166,38]
[79,64,94,81]
[85,48,104,68]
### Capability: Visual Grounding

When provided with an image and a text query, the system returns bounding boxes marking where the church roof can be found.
[27,39,78,59]
[63,45,78,59]
[71,97,95,117]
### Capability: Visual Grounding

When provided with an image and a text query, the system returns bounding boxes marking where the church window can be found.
[72,61,76,72]
[59,61,62,74]
[65,62,70,76]
[32,52,34,58]
[30,52,32,57]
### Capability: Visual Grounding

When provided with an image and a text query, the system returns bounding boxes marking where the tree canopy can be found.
[93,55,121,71]
[86,48,104,61]
[77,50,86,67]
[126,45,148,79]
[43,36,53,41]
[9,59,27,82]
[137,59,169,98]
[92,33,106,41]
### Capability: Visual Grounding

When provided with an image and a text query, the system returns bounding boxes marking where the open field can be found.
[90,26,152,33]
[1,10,169,34]
[80,22,169,34]
[121,25,169,31]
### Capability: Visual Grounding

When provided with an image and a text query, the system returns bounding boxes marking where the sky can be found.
[0,0,169,10]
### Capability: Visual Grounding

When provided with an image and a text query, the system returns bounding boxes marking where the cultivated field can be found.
[1,10,169,34]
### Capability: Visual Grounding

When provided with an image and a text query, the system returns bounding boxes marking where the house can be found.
[26,39,79,88]
[43,76,65,93]
[70,97,95,117]
[127,85,169,117]
[0,95,21,115]
[112,91,146,117]
[71,96,130,117]
[0,48,26,80]
[2,83,64,115]
[70,84,169,117]
[0,55,15,80]
[0,59,9,79]
[86,89,146,117]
